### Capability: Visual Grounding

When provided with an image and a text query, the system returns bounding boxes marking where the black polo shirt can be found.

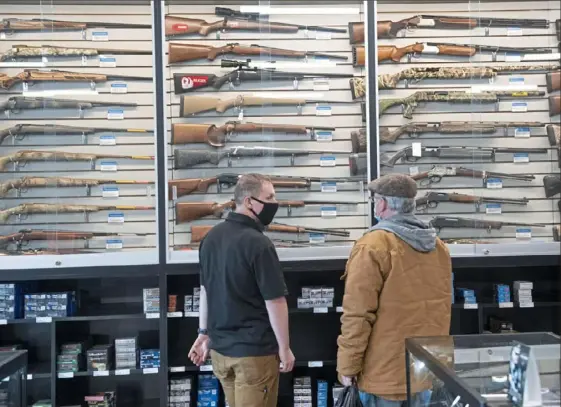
[199,212,288,358]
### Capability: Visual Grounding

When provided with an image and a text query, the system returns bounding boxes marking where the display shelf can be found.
[452,302,560,309]
[27,362,52,381]
[57,368,152,378]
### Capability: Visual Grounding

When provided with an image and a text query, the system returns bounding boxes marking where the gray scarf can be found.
[368,213,437,252]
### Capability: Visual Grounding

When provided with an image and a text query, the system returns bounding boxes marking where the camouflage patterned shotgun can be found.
[0,203,154,223]
[0,45,151,62]
[0,150,154,171]
[0,176,152,197]
[0,96,137,115]
[0,18,149,34]
[379,90,545,118]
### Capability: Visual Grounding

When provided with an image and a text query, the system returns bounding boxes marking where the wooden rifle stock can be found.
[350,129,366,153]
[349,22,364,44]
[550,95,561,117]
[378,43,475,63]
[546,71,561,93]
[168,42,216,63]
[168,177,218,199]
[175,201,235,224]
[352,46,365,67]
[191,225,213,243]
[171,124,216,145]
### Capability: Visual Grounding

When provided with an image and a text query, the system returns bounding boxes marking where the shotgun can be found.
[415,192,528,211]
[0,18,149,33]
[0,96,137,114]
[1,45,151,62]
[411,165,535,186]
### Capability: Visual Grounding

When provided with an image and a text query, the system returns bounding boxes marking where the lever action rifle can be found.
[179,94,355,116]
[173,59,354,93]
[0,96,137,115]
[379,121,550,144]
[0,124,152,145]
[0,69,151,90]
[165,14,345,37]
[379,90,545,119]
[191,222,349,243]
[175,199,358,223]
[429,216,544,233]
[410,165,535,186]
[381,146,547,168]
[0,150,154,171]
[0,45,151,62]
[0,203,154,223]
[0,176,152,197]
[168,42,347,64]
[546,71,560,93]
[0,18,150,34]
[415,191,528,211]
[168,174,363,199]
[171,122,335,146]
[549,95,561,116]
[174,146,348,169]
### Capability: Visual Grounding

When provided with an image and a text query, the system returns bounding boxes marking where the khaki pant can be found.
[211,350,280,407]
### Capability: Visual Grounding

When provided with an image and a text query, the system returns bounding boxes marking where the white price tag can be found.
[99,135,117,145]
[100,161,118,172]
[91,31,109,41]
[513,153,529,163]
[499,302,514,308]
[313,307,328,314]
[509,77,524,86]
[184,312,199,318]
[507,27,523,36]
[320,156,336,167]
[107,213,125,224]
[170,366,186,373]
[336,306,343,313]
[511,102,528,112]
[0,32,5,40]
[316,105,332,116]
[27,374,32,380]
[315,32,332,40]
[505,52,522,62]
[313,78,330,91]
[145,312,159,319]
[110,83,128,94]
[58,372,74,379]
[486,203,502,214]
[143,368,158,374]
[309,233,326,244]
[102,186,119,198]
[107,108,124,120]
[36,317,52,323]
[320,206,337,218]
[93,370,110,377]
[42,56,48,64]
[321,182,337,193]
[485,178,503,189]
[200,365,213,372]
[514,127,531,138]
[167,312,182,318]
[115,369,130,376]
[0,319,7,325]
[518,302,534,308]
[516,228,532,240]
[463,303,478,310]
[411,142,422,157]
[99,56,117,68]
[315,131,333,142]
[308,361,323,368]
[105,239,123,250]
[409,166,419,176]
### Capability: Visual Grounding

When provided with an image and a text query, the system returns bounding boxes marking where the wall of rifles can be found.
[0,0,560,269]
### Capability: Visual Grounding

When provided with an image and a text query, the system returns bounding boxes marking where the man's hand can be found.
[279,347,295,373]
[188,334,210,366]
[341,375,356,387]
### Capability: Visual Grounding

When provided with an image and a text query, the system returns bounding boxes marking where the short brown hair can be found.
[368,174,417,198]
[234,174,271,205]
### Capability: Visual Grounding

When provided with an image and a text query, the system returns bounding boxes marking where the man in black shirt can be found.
[188,174,295,407]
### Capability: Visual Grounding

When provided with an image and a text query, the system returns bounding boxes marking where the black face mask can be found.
[250,197,279,226]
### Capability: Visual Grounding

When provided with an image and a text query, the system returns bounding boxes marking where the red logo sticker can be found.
[181,76,208,89]
[172,24,189,31]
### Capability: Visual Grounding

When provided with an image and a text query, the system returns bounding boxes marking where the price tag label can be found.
[106,239,123,250]
[514,127,531,138]
[315,32,332,40]
[145,312,159,319]
[411,142,422,157]
[518,302,534,308]
[336,306,343,313]
[315,131,333,142]
[42,56,48,65]
[499,302,514,308]
[316,105,332,116]
[485,178,503,189]
[91,31,109,41]
[167,312,182,318]
[409,166,419,176]
[27,374,32,380]
[486,203,502,214]
[0,319,7,325]
[58,372,74,379]
[107,212,125,224]
[516,228,532,239]
[309,233,326,244]
[308,361,323,368]
[107,108,124,120]
[143,368,158,374]
[313,78,330,91]
[99,135,117,146]
[509,76,525,85]
[102,186,119,198]
[170,366,186,373]
[184,312,199,318]
[320,156,336,167]
[100,161,118,172]
[99,56,117,68]
[200,365,213,372]
[93,370,110,377]
[115,369,130,376]
[511,102,527,112]
[320,206,337,218]
[36,317,52,323]
[110,83,128,94]
[463,303,478,310]
[505,52,522,62]
[507,27,523,36]
[321,182,337,193]
[513,153,529,163]
[313,307,328,314]
[0,32,5,40]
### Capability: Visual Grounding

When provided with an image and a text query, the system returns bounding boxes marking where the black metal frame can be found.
[0,350,28,407]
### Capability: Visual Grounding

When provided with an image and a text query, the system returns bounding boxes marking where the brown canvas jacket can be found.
[337,229,452,400]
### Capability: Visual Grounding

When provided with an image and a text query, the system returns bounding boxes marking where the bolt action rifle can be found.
[0,96,137,115]
[0,18,149,34]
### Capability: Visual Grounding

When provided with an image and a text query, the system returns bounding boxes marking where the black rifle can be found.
[429,216,544,232]
[381,146,548,168]
[173,59,354,94]
[0,96,136,114]
[415,191,528,211]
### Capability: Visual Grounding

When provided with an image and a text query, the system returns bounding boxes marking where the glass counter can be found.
[405,332,560,407]
[0,350,27,407]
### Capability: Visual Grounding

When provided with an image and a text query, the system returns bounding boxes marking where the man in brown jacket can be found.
[337,174,452,407]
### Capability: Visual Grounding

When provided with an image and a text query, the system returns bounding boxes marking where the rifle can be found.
[167,42,347,64]
[168,174,362,199]
[415,191,528,211]
[0,203,154,223]
[0,69,151,90]
[543,175,561,198]
[549,95,561,116]
[349,22,364,44]
[173,59,353,93]
[179,94,355,116]
[174,146,348,169]
[0,176,152,197]
[429,216,544,233]
[0,124,152,145]
[0,45,151,62]
[0,229,146,249]
[381,146,547,168]
[377,15,549,39]
[0,248,96,256]
[0,96,137,115]
[171,121,334,146]
[379,90,545,119]
[165,14,345,37]
[0,18,149,34]
[379,121,549,144]
[190,222,349,243]
[546,71,560,93]
[0,150,153,172]
[175,199,358,223]
[410,165,535,186]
